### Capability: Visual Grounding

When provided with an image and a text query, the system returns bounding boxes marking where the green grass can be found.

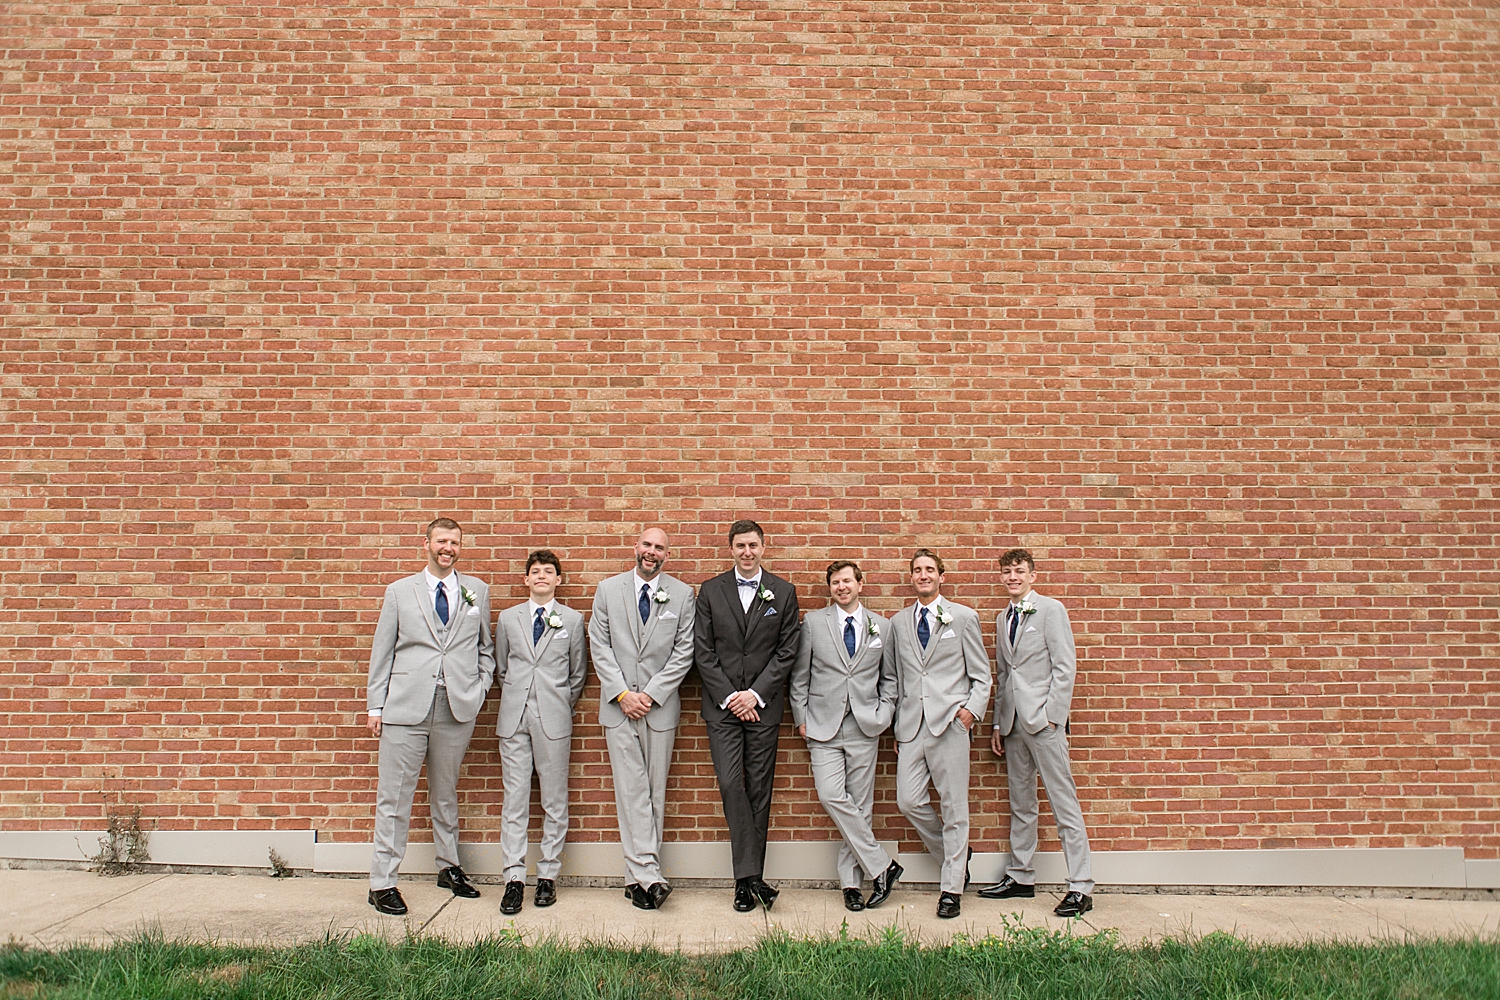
[2,922,1496,999]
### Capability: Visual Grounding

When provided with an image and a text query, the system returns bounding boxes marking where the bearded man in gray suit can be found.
[588,528,696,910]
[790,560,903,912]
[493,549,588,915]
[889,548,992,919]
[979,548,1095,917]
[365,517,496,915]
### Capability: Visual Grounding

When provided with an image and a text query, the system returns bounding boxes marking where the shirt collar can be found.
[917,595,942,611]
[837,603,863,622]
[425,568,455,591]
[633,572,661,593]
[528,599,555,616]
[735,570,762,586]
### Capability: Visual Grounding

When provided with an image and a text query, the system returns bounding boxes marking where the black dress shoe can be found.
[750,877,779,911]
[977,875,1035,900]
[646,882,672,910]
[733,878,757,912]
[843,888,865,912]
[628,883,655,910]
[499,880,524,915]
[624,883,637,900]
[937,891,962,919]
[534,878,557,907]
[964,846,973,890]
[1053,891,1093,917]
[368,886,408,915]
[436,865,481,899]
[866,860,903,909]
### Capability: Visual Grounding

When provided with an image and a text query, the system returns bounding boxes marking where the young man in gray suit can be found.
[365,517,496,915]
[790,560,903,912]
[979,548,1095,917]
[588,527,696,910]
[493,549,588,915]
[888,548,992,919]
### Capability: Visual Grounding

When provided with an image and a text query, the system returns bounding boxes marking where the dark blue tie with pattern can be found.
[844,617,857,658]
[918,606,930,648]
[533,607,545,645]
[639,584,651,624]
[435,583,449,625]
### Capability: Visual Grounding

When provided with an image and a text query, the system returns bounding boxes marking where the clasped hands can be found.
[617,690,655,719]
[725,690,761,722]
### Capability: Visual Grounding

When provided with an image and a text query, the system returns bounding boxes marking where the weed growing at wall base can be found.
[2,924,1495,1000]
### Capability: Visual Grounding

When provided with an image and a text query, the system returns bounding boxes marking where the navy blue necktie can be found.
[1008,606,1019,644]
[917,606,930,648]
[435,582,449,625]
[533,607,545,645]
[844,617,857,658]
[639,584,652,624]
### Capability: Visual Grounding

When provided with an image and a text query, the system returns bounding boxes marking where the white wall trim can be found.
[0,832,1485,889]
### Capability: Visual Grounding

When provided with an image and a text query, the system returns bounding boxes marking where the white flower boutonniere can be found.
[934,606,954,626]
[460,586,477,607]
[653,589,671,605]
[758,586,775,603]
[866,619,881,637]
[1019,597,1038,616]
[545,612,564,629]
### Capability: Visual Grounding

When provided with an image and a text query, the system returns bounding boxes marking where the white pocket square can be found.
[869,638,883,648]
[557,628,569,638]
[764,607,778,616]
[465,608,479,616]
[1024,626,1037,633]
[941,628,956,638]
[659,610,678,620]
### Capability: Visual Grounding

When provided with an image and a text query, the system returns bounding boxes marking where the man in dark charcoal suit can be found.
[694,518,803,911]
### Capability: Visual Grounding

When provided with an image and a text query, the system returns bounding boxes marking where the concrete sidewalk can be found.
[5,870,1497,953]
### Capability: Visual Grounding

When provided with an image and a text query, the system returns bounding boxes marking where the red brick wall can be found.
[2,2,1496,860]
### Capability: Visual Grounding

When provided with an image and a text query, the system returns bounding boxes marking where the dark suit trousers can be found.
[705,709,780,880]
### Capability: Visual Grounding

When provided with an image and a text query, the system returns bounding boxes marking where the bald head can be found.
[634,528,670,580]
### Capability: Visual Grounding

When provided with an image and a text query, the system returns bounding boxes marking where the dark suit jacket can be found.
[694,569,802,725]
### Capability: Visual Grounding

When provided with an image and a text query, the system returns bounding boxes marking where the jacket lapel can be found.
[623,576,644,649]
[902,603,926,665]
[412,575,443,644]
[519,605,541,662]
[827,608,853,668]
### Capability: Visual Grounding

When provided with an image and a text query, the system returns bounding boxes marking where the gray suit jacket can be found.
[889,598,992,743]
[367,572,496,725]
[494,601,589,740]
[588,571,696,732]
[790,605,897,742]
[993,590,1077,736]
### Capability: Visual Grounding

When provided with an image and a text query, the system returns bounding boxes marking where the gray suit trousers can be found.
[896,722,972,895]
[499,698,571,881]
[808,713,892,888]
[1003,725,1094,893]
[370,688,476,890]
[605,716,676,887]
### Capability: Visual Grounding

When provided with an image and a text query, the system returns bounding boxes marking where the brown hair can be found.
[908,548,945,574]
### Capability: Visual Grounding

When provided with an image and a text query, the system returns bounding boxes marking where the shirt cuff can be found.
[749,689,765,708]
[368,709,382,718]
